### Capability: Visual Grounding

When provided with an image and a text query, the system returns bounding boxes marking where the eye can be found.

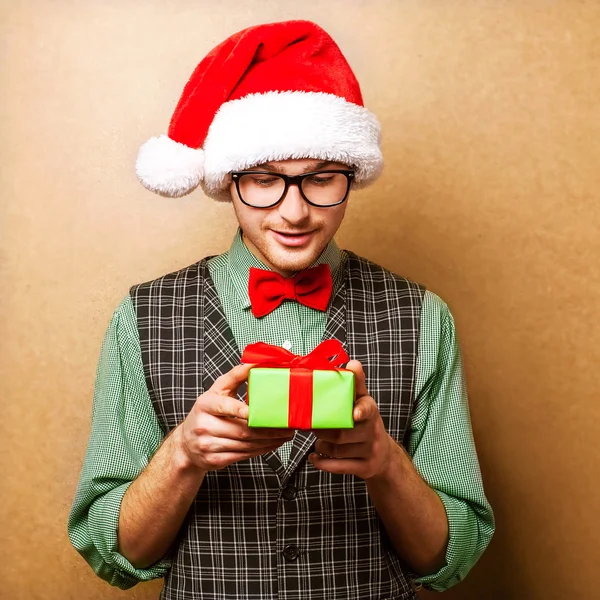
[306,175,334,185]
[250,175,279,186]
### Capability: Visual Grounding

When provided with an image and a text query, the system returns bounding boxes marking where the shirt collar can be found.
[226,228,342,310]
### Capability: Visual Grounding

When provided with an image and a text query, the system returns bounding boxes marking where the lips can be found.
[271,230,315,247]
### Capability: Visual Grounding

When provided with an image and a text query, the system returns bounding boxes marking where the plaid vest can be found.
[130,251,425,600]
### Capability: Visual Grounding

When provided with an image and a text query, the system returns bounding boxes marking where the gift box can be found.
[242,339,355,429]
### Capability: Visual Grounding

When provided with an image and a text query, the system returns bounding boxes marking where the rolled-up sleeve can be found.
[409,291,495,591]
[68,295,169,589]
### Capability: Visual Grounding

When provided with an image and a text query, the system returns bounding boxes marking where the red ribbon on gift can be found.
[242,339,349,429]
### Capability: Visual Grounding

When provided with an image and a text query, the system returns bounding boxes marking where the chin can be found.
[267,246,320,274]
[270,255,315,274]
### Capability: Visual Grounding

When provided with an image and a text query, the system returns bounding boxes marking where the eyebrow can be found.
[253,160,335,174]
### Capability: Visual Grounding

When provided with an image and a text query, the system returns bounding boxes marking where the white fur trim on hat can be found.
[200,91,383,202]
[136,135,205,197]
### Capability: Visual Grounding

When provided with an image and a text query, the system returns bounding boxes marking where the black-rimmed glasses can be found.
[231,170,355,209]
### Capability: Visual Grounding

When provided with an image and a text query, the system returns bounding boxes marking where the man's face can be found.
[230,158,350,276]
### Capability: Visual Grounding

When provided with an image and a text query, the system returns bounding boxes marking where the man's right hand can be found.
[119,363,292,568]
[176,363,294,472]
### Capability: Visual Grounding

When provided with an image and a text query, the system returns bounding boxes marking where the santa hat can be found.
[136,20,383,201]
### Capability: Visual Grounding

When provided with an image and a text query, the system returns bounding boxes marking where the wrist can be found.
[367,435,409,485]
[168,424,207,479]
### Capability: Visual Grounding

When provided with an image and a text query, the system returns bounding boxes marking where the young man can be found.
[69,20,494,599]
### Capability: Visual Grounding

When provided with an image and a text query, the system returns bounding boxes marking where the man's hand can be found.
[309,360,449,575]
[308,360,395,480]
[177,363,294,472]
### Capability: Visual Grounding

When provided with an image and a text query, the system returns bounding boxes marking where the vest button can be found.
[282,485,297,500]
[283,544,300,562]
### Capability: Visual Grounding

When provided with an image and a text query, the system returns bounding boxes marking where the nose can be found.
[277,183,310,225]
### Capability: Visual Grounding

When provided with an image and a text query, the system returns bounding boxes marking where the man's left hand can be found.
[308,360,396,480]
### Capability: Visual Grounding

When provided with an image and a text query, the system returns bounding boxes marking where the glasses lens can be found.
[301,172,349,206]
[238,173,285,207]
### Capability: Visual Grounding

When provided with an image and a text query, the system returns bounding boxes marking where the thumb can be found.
[209,363,254,397]
[345,360,369,400]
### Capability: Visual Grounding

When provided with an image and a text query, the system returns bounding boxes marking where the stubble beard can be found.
[246,222,330,275]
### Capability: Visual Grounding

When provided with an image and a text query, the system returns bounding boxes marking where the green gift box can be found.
[242,340,355,429]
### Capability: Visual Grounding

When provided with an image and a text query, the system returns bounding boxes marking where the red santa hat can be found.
[136,19,383,201]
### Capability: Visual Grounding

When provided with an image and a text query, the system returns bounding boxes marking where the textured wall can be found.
[2,2,599,599]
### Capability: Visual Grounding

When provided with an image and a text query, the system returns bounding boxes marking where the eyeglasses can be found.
[231,170,355,209]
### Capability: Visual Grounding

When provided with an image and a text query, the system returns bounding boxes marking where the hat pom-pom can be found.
[136,135,205,197]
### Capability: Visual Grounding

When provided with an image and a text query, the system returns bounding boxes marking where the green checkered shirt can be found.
[68,231,494,592]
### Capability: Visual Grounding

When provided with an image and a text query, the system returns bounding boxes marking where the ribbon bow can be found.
[248,264,333,318]
[242,339,349,370]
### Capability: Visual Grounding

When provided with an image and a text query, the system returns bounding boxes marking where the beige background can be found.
[2,1,600,599]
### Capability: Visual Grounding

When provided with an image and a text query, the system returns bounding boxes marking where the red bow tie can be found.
[248,264,333,318]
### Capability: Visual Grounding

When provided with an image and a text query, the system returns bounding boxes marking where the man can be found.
[69,19,494,599]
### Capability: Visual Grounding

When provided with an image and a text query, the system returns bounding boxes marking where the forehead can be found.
[251,158,350,173]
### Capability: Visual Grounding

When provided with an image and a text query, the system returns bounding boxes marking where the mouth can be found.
[270,229,315,248]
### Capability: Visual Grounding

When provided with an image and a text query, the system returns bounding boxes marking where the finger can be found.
[198,410,295,441]
[308,453,365,476]
[200,393,250,420]
[312,428,369,444]
[209,363,254,396]
[216,424,295,444]
[314,440,367,459]
[345,360,369,399]
[205,444,289,470]
[196,436,294,454]
[242,426,296,439]
[352,395,378,423]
